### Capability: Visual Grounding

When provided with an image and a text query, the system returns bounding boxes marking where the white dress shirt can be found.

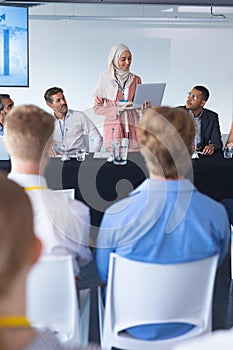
[8,173,92,275]
[53,109,103,152]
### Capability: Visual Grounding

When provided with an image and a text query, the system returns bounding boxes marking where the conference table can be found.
[1,150,233,227]
[191,151,233,202]
[45,152,148,228]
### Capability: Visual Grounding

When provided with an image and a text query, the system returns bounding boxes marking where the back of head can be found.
[44,87,63,104]
[0,178,35,296]
[193,85,210,101]
[138,106,195,179]
[4,104,54,163]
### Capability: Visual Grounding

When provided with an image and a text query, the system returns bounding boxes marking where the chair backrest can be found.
[102,253,218,350]
[54,188,75,199]
[26,255,80,344]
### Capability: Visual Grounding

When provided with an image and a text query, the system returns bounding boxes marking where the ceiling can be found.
[1,0,233,24]
[0,0,233,6]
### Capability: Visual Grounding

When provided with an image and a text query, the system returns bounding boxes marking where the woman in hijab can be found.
[94,43,148,151]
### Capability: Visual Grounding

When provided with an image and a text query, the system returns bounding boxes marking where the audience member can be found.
[0,178,99,350]
[94,43,149,151]
[4,105,92,278]
[173,327,233,350]
[95,106,230,341]
[180,85,222,155]
[44,87,103,154]
[0,94,14,135]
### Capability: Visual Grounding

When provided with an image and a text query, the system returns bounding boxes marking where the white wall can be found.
[1,3,233,134]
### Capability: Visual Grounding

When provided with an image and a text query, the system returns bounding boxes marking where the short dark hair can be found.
[193,85,209,102]
[0,94,10,111]
[44,87,63,104]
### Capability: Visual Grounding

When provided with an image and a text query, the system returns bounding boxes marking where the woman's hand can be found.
[141,100,151,113]
[117,100,133,115]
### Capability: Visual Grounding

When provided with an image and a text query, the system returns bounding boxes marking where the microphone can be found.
[111,128,115,147]
[64,128,68,147]
[106,128,115,162]
[61,128,70,161]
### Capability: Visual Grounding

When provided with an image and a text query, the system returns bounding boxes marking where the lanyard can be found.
[24,186,47,191]
[59,118,66,142]
[115,79,127,97]
[0,316,31,327]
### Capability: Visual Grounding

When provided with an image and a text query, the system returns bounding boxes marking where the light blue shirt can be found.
[95,178,230,340]
[189,110,202,147]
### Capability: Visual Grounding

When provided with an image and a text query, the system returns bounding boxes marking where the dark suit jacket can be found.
[179,106,223,151]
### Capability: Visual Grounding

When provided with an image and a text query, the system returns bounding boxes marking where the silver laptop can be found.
[132,82,166,108]
[0,136,10,160]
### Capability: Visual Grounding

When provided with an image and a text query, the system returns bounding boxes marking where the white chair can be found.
[54,188,75,199]
[26,255,90,346]
[98,253,218,350]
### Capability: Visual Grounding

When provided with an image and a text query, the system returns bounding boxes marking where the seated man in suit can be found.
[95,106,230,341]
[44,86,103,155]
[180,85,222,155]
[4,104,92,278]
[0,94,14,135]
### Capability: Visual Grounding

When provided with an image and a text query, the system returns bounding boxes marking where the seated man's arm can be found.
[82,114,103,152]
[202,113,222,155]
[208,113,223,151]
[68,199,93,268]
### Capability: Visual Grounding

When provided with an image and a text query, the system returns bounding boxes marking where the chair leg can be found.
[97,286,104,346]
[79,288,91,345]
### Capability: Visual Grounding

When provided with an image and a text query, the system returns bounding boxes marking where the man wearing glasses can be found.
[0,94,14,135]
[181,85,222,155]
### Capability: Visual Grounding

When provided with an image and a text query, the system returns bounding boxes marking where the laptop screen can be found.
[134,83,166,107]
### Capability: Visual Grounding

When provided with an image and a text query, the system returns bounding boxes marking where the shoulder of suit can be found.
[202,108,218,118]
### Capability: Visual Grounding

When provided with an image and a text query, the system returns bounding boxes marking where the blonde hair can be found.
[138,106,195,179]
[4,104,54,163]
[0,178,35,295]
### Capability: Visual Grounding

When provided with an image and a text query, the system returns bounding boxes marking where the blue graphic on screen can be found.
[0,6,28,87]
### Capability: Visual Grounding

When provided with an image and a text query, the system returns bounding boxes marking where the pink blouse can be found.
[94,75,142,151]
